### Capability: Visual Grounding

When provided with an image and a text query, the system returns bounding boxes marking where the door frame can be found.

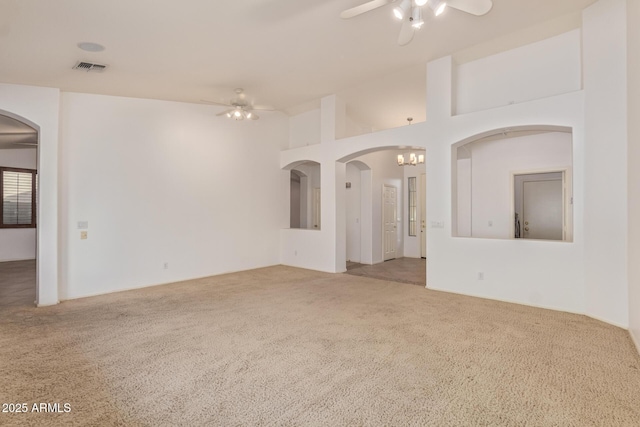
[420,173,427,258]
[382,184,398,261]
[509,166,572,241]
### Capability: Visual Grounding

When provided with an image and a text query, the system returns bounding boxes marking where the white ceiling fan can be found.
[201,88,275,121]
[340,0,493,46]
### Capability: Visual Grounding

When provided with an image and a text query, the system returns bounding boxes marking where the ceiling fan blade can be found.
[446,0,493,16]
[201,99,232,107]
[251,105,276,111]
[247,113,259,121]
[216,109,233,117]
[397,18,415,46]
[340,0,396,19]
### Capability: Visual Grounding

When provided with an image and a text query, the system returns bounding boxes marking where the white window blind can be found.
[2,170,35,226]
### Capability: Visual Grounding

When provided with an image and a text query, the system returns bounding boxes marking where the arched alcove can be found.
[285,160,321,230]
[451,125,574,242]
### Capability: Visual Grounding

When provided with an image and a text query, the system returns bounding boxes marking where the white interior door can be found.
[522,179,563,240]
[383,184,397,261]
[420,173,426,258]
[312,187,321,229]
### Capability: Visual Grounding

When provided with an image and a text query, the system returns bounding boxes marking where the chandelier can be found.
[397,153,424,166]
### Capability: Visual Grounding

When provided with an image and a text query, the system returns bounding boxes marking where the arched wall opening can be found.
[0,109,41,306]
[451,125,574,242]
[285,160,321,231]
[337,146,426,282]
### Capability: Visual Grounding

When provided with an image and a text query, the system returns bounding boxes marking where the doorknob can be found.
[525,221,529,225]
[525,227,529,232]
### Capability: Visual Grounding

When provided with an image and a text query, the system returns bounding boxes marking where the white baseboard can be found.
[426,285,633,331]
[426,285,585,318]
[60,263,281,302]
[0,257,36,263]
[585,312,628,330]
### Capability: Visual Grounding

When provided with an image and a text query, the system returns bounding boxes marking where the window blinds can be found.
[2,170,34,226]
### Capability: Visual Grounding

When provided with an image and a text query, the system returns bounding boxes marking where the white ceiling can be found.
[0,0,596,131]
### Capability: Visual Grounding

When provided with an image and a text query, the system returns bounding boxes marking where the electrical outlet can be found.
[164,262,169,270]
[478,272,484,281]
[80,231,88,240]
[488,220,493,227]
[294,250,298,256]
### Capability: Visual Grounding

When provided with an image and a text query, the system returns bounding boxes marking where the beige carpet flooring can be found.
[1,266,639,426]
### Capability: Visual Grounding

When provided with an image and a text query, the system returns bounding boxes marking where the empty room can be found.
[1,0,639,425]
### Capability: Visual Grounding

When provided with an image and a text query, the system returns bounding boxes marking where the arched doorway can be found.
[0,112,39,307]
[339,147,426,286]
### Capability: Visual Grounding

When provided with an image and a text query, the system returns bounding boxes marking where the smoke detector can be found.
[72,61,108,72]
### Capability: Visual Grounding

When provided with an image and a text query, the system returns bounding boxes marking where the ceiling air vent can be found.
[72,61,108,72]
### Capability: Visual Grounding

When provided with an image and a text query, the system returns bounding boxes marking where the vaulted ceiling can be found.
[0,0,597,131]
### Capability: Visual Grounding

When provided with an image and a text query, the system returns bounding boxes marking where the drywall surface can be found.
[289,109,320,149]
[59,92,289,300]
[0,147,36,168]
[627,0,640,352]
[583,0,629,328]
[456,158,472,237]
[345,163,362,262]
[0,148,37,261]
[455,29,581,115]
[465,132,572,239]
[0,83,60,306]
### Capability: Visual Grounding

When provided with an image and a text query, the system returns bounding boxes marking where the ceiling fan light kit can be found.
[201,88,272,121]
[397,153,425,166]
[411,7,424,29]
[393,0,412,20]
[430,0,447,16]
[341,0,492,46]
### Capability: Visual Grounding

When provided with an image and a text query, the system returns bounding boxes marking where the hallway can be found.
[345,257,426,286]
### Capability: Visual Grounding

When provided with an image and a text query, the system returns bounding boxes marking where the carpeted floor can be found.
[1,265,639,426]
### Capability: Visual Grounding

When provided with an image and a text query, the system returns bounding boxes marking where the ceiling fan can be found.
[340,0,493,46]
[201,88,275,121]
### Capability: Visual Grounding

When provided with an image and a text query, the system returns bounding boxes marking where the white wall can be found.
[456,158,472,237]
[0,84,60,306]
[455,29,582,115]
[59,92,289,300]
[289,109,320,149]
[583,0,629,328]
[464,132,572,239]
[345,163,362,262]
[0,148,37,261]
[627,0,640,352]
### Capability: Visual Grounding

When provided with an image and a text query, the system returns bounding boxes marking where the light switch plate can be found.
[80,231,88,240]
[77,221,89,230]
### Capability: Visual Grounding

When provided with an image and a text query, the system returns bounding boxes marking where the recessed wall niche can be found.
[452,127,573,242]
[290,161,321,230]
